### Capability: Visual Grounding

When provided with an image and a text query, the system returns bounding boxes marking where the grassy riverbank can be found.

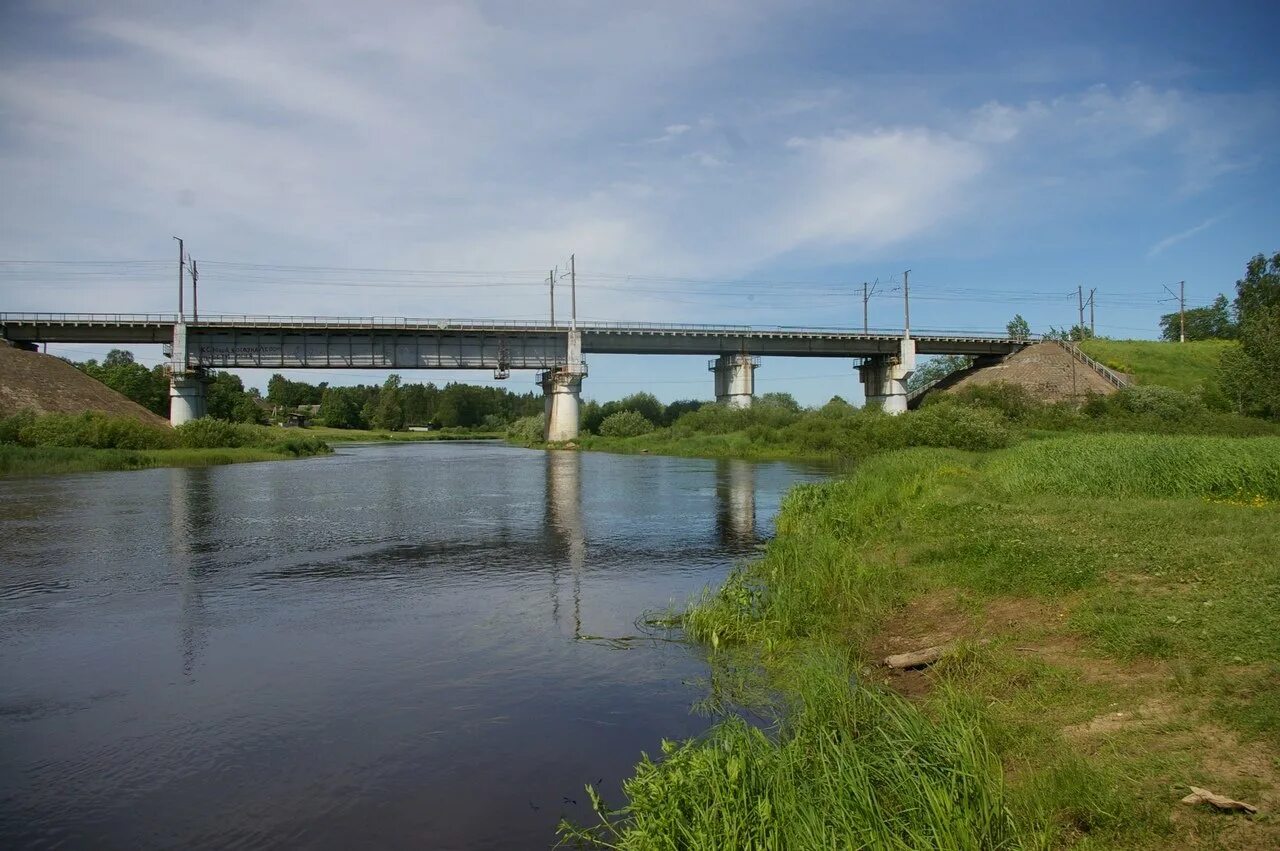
[564,384,1278,467]
[566,434,1280,849]
[304,425,501,442]
[0,412,502,477]
[0,444,325,477]
[0,411,332,477]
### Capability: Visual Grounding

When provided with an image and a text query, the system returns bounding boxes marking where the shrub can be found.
[933,382,1041,421]
[3,411,175,450]
[175,417,253,448]
[599,410,655,437]
[506,413,545,443]
[899,404,1013,451]
[1109,385,1206,420]
[0,410,36,444]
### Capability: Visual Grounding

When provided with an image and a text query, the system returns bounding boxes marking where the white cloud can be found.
[0,4,1273,330]
[769,128,986,250]
[1146,215,1224,258]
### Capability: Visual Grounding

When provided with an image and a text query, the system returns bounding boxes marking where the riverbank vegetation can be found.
[565,383,1277,465]
[566,434,1280,848]
[0,411,331,476]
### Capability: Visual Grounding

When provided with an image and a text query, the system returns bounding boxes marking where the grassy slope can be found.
[575,435,1280,849]
[1079,338,1235,391]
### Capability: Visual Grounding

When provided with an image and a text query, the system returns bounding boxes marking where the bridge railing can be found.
[0,311,1031,342]
[0,311,179,324]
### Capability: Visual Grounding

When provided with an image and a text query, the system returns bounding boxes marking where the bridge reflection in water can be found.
[162,446,773,669]
[1,443,832,849]
[545,450,586,637]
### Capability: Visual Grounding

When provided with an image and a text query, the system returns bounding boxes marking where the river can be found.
[0,441,825,850]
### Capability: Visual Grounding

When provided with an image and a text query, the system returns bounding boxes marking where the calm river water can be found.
[0,442,824,850]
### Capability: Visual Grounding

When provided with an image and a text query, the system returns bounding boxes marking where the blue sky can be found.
[1,0,1277,404]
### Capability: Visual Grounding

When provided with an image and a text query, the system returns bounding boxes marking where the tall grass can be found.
[0,411,331,476]
[984,434,1280,499]
[563,651,1022,850]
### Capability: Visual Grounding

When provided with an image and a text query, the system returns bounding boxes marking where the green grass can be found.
[0,444,327,476]
[556,385,1276,466]
[0,411,333,476]
[302,425,501,442]
[1079,338,1235,392]
[564,651,1023,850]
[573,435,1280,849]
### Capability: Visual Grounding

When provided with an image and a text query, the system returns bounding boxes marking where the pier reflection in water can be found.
[0,442,824,850]
[715,458,757,550]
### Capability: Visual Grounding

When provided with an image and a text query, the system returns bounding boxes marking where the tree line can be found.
[71,353,546,431]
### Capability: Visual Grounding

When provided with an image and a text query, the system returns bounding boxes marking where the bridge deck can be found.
[1,312,1028,366]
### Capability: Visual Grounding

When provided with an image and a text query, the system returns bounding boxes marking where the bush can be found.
[0,410,36,444]
[1,411,175,450]
[599,410,655,437]
[899,404,1013,451]
[175,418,253,448]
[506,413,545,443]
[931,383,1041,421]
[1109,385,1206,420]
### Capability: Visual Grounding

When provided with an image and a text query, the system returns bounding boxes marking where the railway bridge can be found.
[0,312,1029,440]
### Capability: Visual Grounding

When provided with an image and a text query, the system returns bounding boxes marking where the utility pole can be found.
[1077,285,1085,332]
[173,236,184,321]
[1089,287,1096,336]
[549,268,556,327]
[1180,280,1186,343]
[1162,281,1186,342]
[570,253,577,329]
[190,258,198,324]
[902,269,911,337]
[862,280,879,334]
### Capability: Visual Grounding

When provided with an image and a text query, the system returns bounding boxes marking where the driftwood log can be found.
[883,645,948,670]
[1180,786,1258,815]
[883,639,988,670]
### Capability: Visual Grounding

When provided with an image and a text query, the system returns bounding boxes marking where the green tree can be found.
[757,392,801,412]
[318,386,365,428]
[1235,251,1280,321]
[907,355,972,393]
[1159,294,1237,341]
[1006,315,1031,341]
[205,372,263,422]
[77,350,169,416]
[1221,251,1280,418]
[370,375,406,430]
[266,374,326,407]
[598,410,654,437]
[615,392,664,423]
[663,399,704,424]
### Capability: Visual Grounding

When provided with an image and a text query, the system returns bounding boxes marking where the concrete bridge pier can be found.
[859,337,916,414]
[540,367,585,442]
[167,322,209,426]
[710,353,758,408]
[169,372,209,426]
